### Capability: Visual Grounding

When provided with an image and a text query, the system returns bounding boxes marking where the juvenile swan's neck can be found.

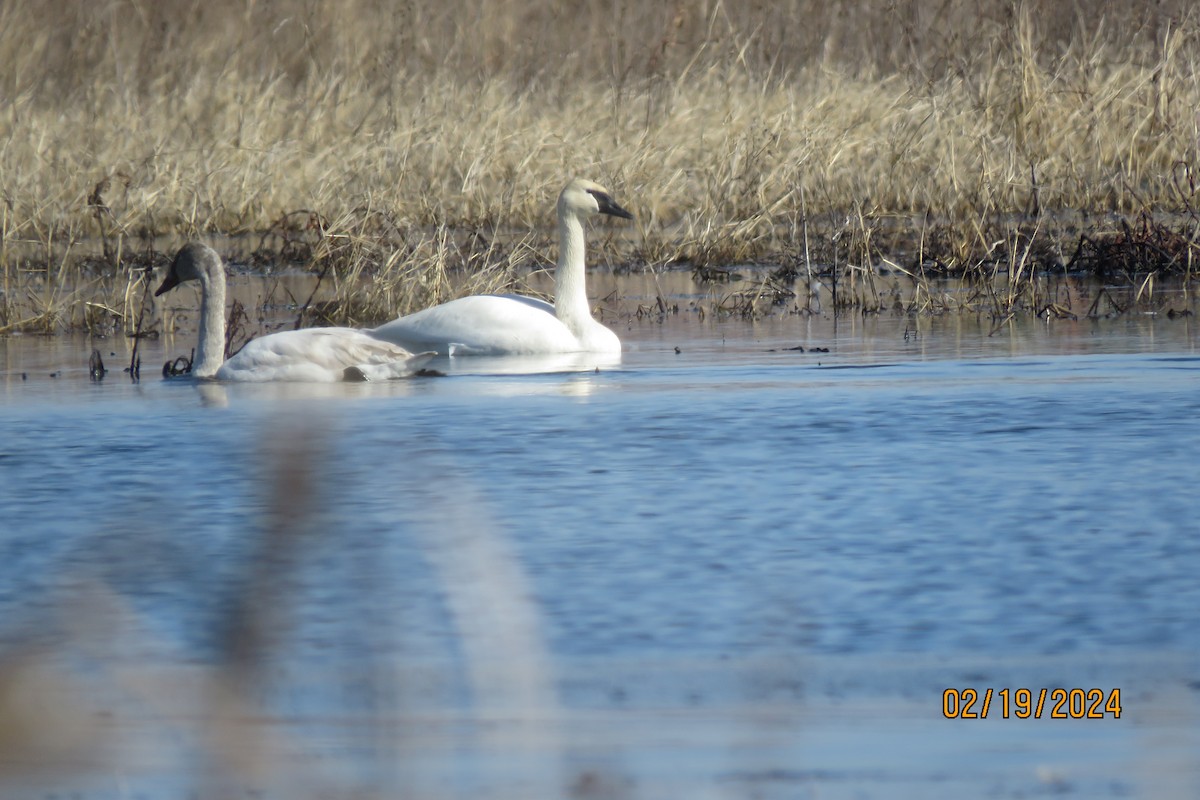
[193,269,227,378]
[554,210,592,334]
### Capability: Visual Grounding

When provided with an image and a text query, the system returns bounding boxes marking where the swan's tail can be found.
[343,352,437,382]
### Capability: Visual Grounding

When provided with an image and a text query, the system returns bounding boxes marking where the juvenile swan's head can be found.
[558,178,634,222]
[156,242,222,296]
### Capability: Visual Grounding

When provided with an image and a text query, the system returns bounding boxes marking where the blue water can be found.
[2,313,1199,798]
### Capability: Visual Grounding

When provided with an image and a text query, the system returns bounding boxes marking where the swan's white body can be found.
[371,178,631,356]
[156,243,433,382]
[215,328,432,382]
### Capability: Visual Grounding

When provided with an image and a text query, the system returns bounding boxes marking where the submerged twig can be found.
[162,350,194,378]
[126,263,158,381]
[88,349,106,381]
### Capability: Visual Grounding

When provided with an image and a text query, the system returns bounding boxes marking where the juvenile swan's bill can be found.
[155,243,433,382]
[371,178,633,356]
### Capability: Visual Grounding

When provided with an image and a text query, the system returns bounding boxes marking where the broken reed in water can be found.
[2,0,1199,331]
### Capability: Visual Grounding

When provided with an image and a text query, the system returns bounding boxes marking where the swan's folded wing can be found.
[343,352,436,382]
[217,328,427,382]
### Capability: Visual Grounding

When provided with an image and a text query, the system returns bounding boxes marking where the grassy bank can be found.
[2,0,1200,332]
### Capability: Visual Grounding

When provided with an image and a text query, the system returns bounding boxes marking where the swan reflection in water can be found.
[176,349,620,404]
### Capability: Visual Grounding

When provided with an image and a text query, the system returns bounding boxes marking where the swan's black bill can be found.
[589,189,634,220]
[154,272,180,296]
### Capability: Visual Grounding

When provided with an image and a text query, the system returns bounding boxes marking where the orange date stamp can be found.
[942,688,1122,719]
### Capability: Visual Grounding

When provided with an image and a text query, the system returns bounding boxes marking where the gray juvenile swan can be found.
[156,242,433,382]
[371,178,633,355]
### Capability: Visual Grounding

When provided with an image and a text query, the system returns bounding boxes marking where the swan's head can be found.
[558,178,634,222]
[155,242,222,296]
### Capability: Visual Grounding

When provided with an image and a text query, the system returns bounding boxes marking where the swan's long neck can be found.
[192,268,226,378]
[554,210,592,333]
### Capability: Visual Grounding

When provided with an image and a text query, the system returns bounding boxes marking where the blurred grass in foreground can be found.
[0,413,571,798]
[2,0,1200,332]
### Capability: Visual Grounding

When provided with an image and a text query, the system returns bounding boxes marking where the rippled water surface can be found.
[2,310,1199,799]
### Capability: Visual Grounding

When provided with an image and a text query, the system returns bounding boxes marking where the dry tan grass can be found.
[2,0,1199,329]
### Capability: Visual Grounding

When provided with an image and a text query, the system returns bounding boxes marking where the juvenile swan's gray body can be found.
[156,243,432,382]
[371,178,633,356]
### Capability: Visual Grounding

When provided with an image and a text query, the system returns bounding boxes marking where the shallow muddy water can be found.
[1,301,1199,798]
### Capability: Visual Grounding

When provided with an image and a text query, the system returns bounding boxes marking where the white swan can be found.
[155,242,434,382]
[371,178,633,355]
